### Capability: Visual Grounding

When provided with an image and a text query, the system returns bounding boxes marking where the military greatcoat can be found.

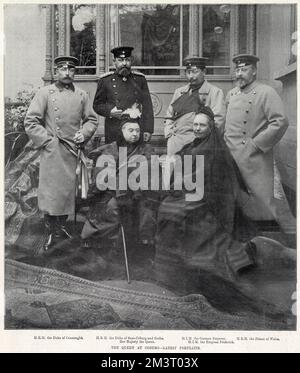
[24,82,98,215]
[93,71,154,143]
[225,80,295,232]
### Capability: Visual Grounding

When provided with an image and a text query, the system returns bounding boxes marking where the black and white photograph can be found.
[1,0,298,352]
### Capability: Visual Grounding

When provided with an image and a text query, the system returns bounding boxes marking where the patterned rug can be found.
[5,259,295,330]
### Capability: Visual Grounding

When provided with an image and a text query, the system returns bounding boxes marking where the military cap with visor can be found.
[54,56,79,68]
[232,54,260,68]
[183,56,209,69]
[111,46,134,58]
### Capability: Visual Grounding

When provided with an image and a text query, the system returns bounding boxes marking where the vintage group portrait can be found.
[1,0,299,352]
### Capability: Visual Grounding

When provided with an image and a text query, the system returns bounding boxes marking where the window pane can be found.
[203,4,231,75]
[109,4,183,75]
[70,4,96,75]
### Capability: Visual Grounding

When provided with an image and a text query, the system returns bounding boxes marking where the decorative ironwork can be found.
[58,5,66,55]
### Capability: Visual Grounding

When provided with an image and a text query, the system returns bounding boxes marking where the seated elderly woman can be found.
[155,105,258,291]
[81,118,158,256]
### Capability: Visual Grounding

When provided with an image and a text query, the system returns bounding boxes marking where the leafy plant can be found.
[5,89,36,133]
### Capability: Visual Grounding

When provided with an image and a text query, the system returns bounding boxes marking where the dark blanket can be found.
[82,141,160,245]
[155,124,253,287]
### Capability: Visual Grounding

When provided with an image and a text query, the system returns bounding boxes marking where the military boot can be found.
[43,215,57,251]
[57,215,72,239]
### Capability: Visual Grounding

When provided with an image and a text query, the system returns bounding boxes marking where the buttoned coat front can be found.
[224,81,292,224]
[93,71,154,143]
[24,83,98,215]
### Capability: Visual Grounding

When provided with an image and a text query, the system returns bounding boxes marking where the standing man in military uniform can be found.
[93,46,154,144]
[225,54,296,237]
[164,56,226,154]
[25,56,98,250]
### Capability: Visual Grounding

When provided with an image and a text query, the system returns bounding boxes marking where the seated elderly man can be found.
[155,105,258,291]
[81,118,159,257]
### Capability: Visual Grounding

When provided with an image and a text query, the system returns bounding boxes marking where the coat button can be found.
[114,92,118,95]
[249,101,252,104]
[54,107,58,111]
[52,99,55,102]
[243,120,247,124]
[113,85,116,88]
[245,110,249,113]
[242,140,246,144]
[55,117,59,121]
[56,127,60,130]
[243,131,246,134]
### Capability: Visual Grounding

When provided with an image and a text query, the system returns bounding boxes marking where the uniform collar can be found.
[114,71,132,79]
[55,81,75,92]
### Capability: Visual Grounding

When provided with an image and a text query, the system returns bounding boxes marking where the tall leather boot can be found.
[43,214,57,251]
[57,215,72,239]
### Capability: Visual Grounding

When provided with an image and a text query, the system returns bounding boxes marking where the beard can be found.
[118,67,131,77]
[236,76,256,89]
[236,79,246,88]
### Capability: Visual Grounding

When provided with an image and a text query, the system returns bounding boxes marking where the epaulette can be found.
[99,71,114,79]
[132,71,145,77]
